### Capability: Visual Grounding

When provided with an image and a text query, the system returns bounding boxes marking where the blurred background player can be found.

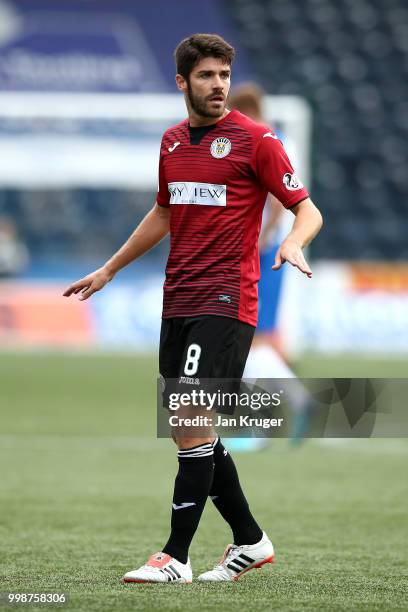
[0,216,29,278]
[227,83,313,450]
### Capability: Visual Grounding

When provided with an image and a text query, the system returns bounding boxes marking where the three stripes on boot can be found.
[159,565,182,581]
[226,553,255,575]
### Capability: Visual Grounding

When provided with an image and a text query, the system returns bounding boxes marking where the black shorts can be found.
[159,315,255,413]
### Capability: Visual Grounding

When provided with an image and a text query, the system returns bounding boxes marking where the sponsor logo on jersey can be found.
[282,172,304,191]
[210,137,232,158]
[263,131,278,139]
[168,182,227,206]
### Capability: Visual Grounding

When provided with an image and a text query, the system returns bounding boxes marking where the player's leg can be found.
[123,435,213,583]
[201,438,274,581]
[196,317,274,581]
[194,317,263,542]
[123,318,197,584]
[160,316,220,565]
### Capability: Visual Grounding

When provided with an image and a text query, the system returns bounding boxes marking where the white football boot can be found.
[197,531,274,582]
[123,552,192,584]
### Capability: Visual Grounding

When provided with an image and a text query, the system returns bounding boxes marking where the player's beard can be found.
[186,81,225,119]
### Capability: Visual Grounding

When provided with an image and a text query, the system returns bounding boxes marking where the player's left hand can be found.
[272,239,312,278]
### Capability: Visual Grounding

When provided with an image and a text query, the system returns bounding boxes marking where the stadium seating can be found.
[0,189,169,268]
[226,0,408,259]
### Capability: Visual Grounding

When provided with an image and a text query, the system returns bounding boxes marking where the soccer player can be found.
[63,34,323,583]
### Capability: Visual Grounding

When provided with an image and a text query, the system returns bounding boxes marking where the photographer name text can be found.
[169,415,284,429]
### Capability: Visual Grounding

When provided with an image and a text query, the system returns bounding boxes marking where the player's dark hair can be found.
[174,33,235,80]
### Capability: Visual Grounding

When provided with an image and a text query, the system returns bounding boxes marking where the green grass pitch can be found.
[1,352,407,611]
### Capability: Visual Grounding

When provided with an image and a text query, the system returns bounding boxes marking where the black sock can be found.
[209,438,263,546]
[162,442,214,564]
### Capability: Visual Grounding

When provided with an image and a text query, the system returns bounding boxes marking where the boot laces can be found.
[215,544,239,569]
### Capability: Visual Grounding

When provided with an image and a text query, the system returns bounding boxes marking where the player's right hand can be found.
[63,266,114,301]
[272,239,312,278]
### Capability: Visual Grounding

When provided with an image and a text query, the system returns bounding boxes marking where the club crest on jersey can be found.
[283,172,304,191]
[210,137,231,159]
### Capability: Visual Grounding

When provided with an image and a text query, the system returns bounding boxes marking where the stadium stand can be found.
[226,0,408,259]
[0,188,164,263]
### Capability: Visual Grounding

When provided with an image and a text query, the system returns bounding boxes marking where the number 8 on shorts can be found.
[184,343,201,375]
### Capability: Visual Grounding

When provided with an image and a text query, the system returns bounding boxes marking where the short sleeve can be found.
[156,143,170,208]
[252,134,309,209]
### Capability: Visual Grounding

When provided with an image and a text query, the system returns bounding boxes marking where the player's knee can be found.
[174,436,215,450]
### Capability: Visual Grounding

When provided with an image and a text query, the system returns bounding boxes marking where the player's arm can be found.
[272,198,323,278]
[252,133,323,278]
[63,203,170,300]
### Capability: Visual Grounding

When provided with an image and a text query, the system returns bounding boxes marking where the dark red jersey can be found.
[157,109,309,326]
